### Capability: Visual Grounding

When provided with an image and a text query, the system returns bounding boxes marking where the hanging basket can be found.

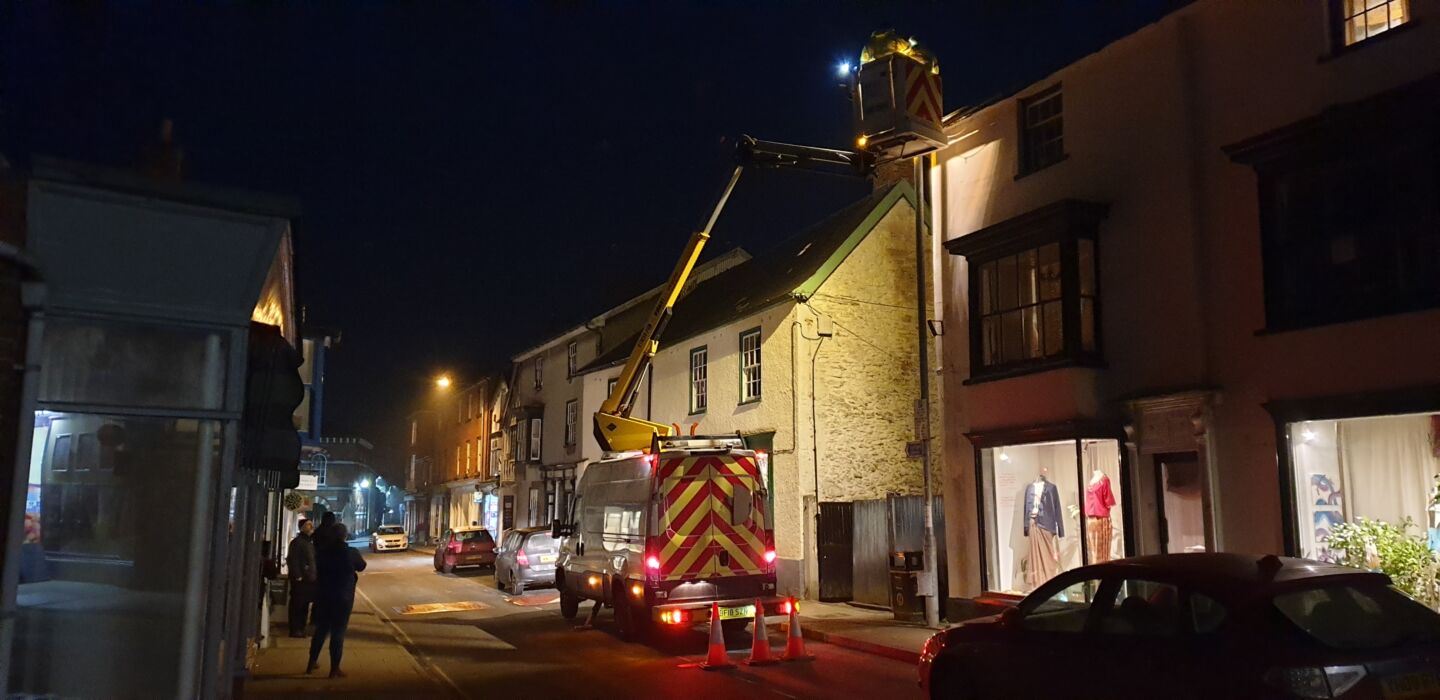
[283,491,304,512]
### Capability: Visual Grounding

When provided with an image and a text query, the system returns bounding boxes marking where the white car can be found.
[370,525,408,552]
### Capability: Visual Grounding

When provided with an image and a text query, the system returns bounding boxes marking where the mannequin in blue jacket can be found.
[1023,468,1064,590]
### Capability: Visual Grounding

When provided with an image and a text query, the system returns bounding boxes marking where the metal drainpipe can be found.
[915,157,940,628]
[810,337,825,503]
[0,277,45,700]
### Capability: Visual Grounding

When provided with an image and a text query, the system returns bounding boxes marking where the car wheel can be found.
[510,575,525,596]
[442,560,454,574]
[559,586,580,620]
[614,589,647,643]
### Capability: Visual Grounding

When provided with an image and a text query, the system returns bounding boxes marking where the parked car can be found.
[370,525,408,553]
[433,527,496,574]
[494,527,560,595]
[920,553,1440,700]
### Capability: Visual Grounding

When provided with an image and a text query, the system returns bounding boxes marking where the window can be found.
[476,437,484,476]
[564,400,578,447]
[689,346,708,413]
[1226,78,1440,331]
[601,504,644,551]
[1021,577,1104,633]
[489,435,500,476]
[1019,84,1064,175]
[567,341,577,376]
[509,420,525,463]
[1190,592,1228,634]
[979,438,1125,594]
[1333,0,1408,47]
[529,417,542,462]
[947,200,1107,379]
[1098,579,1183,636]
[1273,583,1440,649]
[311,452,328,486]
[410,420,418,446]
[464,440,471,474]
[739,329,762,403]
[534,356,543,390]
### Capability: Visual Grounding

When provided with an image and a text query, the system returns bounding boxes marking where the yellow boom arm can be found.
[594,165,744,453]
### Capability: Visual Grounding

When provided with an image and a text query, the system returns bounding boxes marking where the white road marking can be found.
[356,585,469,700]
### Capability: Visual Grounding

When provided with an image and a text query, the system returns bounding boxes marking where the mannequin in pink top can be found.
[1084,466,1116,563]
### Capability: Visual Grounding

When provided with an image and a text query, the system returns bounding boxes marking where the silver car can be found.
[494,527,559,595]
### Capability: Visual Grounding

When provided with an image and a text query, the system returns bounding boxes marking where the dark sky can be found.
[2,0,1185,462]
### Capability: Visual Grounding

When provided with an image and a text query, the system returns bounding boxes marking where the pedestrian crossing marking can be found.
[394,601,489,615]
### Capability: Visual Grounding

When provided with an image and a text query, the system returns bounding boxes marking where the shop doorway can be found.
[1154,452,1206,554]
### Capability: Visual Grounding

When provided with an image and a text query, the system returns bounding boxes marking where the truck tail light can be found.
[763,549,776,564]
[646,555,661,571]
[515,549,530,567]
[660,609,691,625]
[1263,665,1366,698]
[778,600,795,616]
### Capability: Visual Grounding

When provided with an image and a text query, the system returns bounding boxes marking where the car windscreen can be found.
[459,530,494,546]
[1272,582,1440,650]
[377,526,404,535]
[522,533,558,552]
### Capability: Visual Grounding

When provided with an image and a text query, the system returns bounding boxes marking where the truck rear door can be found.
[654,453,768,581]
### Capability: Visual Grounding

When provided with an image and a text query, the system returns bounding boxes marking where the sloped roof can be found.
[579,181,915,374]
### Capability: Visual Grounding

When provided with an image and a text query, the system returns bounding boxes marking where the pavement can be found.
[244,545,936,699]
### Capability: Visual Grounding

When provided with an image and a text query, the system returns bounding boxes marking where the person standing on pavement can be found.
[313,511,337,547]
[307,522,367,678]
[286,519,317,637]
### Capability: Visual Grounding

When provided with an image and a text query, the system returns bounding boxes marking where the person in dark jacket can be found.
[307,522,367,678]
[286,519,317,637]
[313,511,338,547]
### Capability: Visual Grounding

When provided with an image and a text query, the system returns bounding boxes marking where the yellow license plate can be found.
[1383,671,1440,699]
[539,555,556,564]
[719,605,754,621]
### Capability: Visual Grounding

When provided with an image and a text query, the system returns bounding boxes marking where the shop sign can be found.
[297,474,318,491]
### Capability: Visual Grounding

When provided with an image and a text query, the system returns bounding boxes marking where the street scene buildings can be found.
[2,0,1439,698]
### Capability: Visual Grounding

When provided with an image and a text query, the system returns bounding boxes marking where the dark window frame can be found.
[563,399,578,447]
[1328,0,1411,51]
[738,328,763,404]
[1017,84,1066,177]
[689,346,708,415]
[1226,75,1440,333]
[946,200,1108,383]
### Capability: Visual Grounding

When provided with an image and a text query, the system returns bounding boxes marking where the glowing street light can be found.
[361,478,371,489]
[837,61,851,77]
[435,375,452,389]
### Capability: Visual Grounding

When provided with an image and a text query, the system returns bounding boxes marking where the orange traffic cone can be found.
[782,597,814,662]
[745,598,778,666]
[700,601,735,670]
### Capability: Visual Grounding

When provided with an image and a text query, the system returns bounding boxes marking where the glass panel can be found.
[1273,584,1440,649]
[1078,239,1096,296]
[13,412,219,698]
[1081,440,1124,564]
[39,319,227,410]
[1043,300,1064,356]
[980,262,996,314]
[997,255,1018,311]
[1001,310,1023,365]
[1039,243,1062,300]
[1287,413,1437,571]
[1022,306,1042,360]
[1081,297,1097,352]
[1191,593,1228,634]
[1022,578,1105,633]
[1018,248,1038,306]
[1101,580,1183,636]
[982,316,999,367]
[981,440,1082,594]
[1365,7,1388,33]
[1347,16,1365,44]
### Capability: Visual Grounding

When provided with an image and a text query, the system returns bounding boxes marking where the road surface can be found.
[282,545,923,699]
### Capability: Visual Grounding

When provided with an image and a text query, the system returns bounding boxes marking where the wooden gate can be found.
[816,501,854,602]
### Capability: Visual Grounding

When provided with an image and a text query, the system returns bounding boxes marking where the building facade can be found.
[581,183,944,602]
[934,0,1440,603]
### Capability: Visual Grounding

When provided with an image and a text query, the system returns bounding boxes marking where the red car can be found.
[433,527,496,574]
[920,554,1440,699]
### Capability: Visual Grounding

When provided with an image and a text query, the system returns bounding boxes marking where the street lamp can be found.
[435,374,452,389]
[361,478,371,489]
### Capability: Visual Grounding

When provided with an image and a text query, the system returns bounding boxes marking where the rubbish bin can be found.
[888,550,924,622]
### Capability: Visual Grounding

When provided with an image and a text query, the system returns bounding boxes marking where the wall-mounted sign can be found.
[297,474,319,491]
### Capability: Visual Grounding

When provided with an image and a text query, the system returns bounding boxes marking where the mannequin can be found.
[1023,467,1063,590]
[1085,464,1117,563]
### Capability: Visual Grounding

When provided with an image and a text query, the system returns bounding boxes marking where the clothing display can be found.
[1022,479,1064,537]
[1026,516,1060,590]
[1087,515,1113,563]
[1084,474,1116,517]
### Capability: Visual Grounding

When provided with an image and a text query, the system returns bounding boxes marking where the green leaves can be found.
[1327,517,1440,608]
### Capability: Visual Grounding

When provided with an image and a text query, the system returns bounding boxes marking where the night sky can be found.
[2,1,1184,466]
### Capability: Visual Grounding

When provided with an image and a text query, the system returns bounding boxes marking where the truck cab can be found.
[554,436,785,641]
